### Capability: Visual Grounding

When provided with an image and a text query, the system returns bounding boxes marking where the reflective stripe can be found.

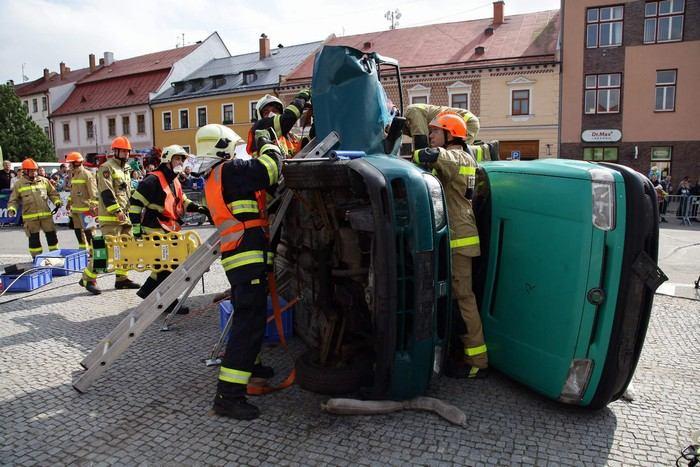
[132,224,142,235]
[469,367,480,378]
[28,247,43,253]
[251,278,260,284]
[98,215,118,222]
[273,114,282,135]
[106,203,121,213]
[78,243,87,249]
[23,211,52,220]
[287,103,301,118]
[48,245,58,251]
[450,236,480,249]
[459,166,477,176]
[475,147,483,163]
[71,179,87,184]
[220,250,265,271]
[465,344,487,357]
[83,268,97,279]
[132,191,164,213]
[257,152,278,185]
[142,226,162,234]
[218,366,251,385]
[129,206,143,214]
[115,269,127,276]
[227,200,259,215]
[72,207,90,213]
[266,252,274,265]
[18,185,42,193]
[412,150,421,164]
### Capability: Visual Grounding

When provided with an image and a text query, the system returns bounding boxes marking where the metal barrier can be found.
[182,190,208,226]
[659,195,700,226]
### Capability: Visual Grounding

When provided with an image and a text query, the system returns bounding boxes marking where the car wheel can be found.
[295,349,372,395]
[283,160,352,190]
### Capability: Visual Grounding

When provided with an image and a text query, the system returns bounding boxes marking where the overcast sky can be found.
[1,0,560,85]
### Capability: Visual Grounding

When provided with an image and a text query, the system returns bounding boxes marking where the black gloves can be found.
[413,148,440,164]
[255,128,277,152]
[295,89,311,102]
[197,205,210,217]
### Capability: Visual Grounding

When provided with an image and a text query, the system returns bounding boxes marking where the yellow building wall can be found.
[152,90,275,153]
[478,65,560,158]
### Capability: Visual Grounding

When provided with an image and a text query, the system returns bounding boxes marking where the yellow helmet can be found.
[195,124,244,159]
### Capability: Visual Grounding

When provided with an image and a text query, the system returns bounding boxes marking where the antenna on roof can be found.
[384,9,401,30]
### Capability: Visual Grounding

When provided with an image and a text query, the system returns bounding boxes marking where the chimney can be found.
[89,53,96,72]
[43,68,50,81]
[103,51,114,66]
[493,1,505,25]
[259,33,270,60]
[60,62,67,79]
[475,46,485,55]
[485,26,494,36]
[99,58,105,66]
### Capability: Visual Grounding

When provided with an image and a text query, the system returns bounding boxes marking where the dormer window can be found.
[211,75,226,89]
[172,82,185,94]
[243,70,257,85]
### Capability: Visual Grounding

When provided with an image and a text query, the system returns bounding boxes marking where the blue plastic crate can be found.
[1,269,52,292]
[34,249,88,276]
[219,297,294,344]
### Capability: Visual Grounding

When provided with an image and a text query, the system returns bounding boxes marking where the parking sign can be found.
[511,150,521,160]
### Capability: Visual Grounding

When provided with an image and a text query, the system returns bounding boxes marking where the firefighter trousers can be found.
[23,217,58,257]
[81,223,132,283]
[452,254,488,368]
[217,272,268,398]
[70,213,94,251]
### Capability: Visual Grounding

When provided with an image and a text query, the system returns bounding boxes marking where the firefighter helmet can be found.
[161,145,188,163]
[66,151,84,163]
[429,112,468,140]
[256,94,284,120]
[21,158,39,170]
[111,136,132,151]
[195,124,244,159]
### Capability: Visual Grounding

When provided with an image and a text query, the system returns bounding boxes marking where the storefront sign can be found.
[581,129,622,143]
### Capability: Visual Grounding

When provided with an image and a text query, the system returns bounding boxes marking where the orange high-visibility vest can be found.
[152,170,185,232]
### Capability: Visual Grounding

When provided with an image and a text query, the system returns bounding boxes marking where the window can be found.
[583,147,618,161]
[655,69,676,111]
[584,73,621,114]
[137,114,146,134]
[44,126,50,138]
[243,71,257,85]
[222,104,234,124]
[250,101,258,122]
[451,94,469,109]
[41,96,47,111]
[411,96,428,104]
[197,106,207,127]
[86,120,94,139]
[62,123,70,142]
[408,84,430,105]
[122,116,130,135]
[644,0,684,43]
[32,98,38,113]
[179,109,189,129]
[108,118,116,137]
[586,6,623,48]
[651,146,672,161]
[511,90,530,115]
[163,111,172,131]
[23,101,29,112]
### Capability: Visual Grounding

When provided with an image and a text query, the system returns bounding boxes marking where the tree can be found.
[0,84,56,162]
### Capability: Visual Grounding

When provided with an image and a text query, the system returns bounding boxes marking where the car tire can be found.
[295,349,372,395]
[283,160,352,190]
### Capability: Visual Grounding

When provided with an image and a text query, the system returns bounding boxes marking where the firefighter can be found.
[410,113,488,378]
[65,152,98,251]
[245,90,311,157]
[79,136,140,294]
[7,158,61,257]
[405,103,480,146]
[195,123,283,420]
[130,144,209,314]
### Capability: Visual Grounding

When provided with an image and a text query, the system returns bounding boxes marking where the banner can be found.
[0,189,21,225]
[50,192,72,224]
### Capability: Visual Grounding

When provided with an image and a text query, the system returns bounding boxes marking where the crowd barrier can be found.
[658,195,700,226]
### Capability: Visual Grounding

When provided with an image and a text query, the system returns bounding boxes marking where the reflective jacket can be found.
[405,103,480,145]
[68,166,98,214]
[428,145,480,257]
[97,158,131,226]
[8,175,60,221]
[203,143,283,284]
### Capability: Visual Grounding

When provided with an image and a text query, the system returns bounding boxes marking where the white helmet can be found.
[256,94,284,120]
[160,144,188,163]
[195,124,244,159]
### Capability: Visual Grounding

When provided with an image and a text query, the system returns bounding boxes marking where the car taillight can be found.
[559,359,594,404]
[590,168,616,231]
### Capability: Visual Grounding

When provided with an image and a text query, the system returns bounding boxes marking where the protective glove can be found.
[116,210,126,223]
[255,128,278,153]
[197,205,210,217]
[412,148,440,165]
[7,207,17,218]
[295,89,311,102]
[132,224,142,239]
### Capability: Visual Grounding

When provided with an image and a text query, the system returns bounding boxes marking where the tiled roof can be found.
[151,41,322,103]
[14,67,93,97]
[51,70,169,116]
[284,9,560,83]
[79,44,198,83]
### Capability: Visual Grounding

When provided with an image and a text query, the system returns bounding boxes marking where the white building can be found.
[50,33,229,160]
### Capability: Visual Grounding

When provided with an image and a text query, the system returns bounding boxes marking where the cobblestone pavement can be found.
[0,250,698,466]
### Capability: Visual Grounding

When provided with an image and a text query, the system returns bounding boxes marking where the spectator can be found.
[178,166,193,190]
[49,173,61,189]
[1,160,14,190]
[9,171,18,189]
[130,170,143,190]
[690,179,700,221]
[58,163,69,183]
[37,167,47,179]
[676,177,691,219]
[660,175,672,219]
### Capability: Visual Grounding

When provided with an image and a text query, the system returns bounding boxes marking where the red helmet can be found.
[66,151,84,163]
[429,112,468,140]
[111,136,132,151]
[21,158,39,170]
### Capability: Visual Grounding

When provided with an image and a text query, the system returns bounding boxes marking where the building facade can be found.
[279,3,561,160]
[560,0,700,179]
[50,33,229,160]
[151,35,321,152]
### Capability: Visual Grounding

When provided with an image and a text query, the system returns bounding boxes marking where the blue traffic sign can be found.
[511,150,521,160]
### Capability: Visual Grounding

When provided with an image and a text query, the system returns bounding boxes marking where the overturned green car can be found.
[276,45,665,409]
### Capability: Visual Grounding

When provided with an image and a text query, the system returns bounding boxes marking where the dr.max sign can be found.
[582,129,622,143]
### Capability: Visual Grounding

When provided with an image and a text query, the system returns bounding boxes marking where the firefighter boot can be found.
[444,358,489,379]
[212,383,260,420]
[115,278,141,290]
[79,279,102,295]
